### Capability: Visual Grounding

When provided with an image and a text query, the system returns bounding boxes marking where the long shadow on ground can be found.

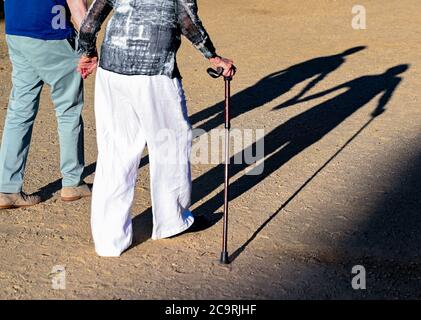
[191,64,409,262]
[131,48,370,247]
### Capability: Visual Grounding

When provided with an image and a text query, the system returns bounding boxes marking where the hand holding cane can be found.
[207,67,232,264]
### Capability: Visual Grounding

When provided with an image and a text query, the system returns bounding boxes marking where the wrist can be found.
[209,55,221,63]
[83,49,98,58]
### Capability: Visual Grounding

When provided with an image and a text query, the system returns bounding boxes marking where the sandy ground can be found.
[0,0,420,299]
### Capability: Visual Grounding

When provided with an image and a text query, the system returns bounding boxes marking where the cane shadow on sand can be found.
[189,64,409,263]
[191,46,366,132]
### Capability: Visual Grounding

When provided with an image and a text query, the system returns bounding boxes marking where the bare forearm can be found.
[67,0,88,31]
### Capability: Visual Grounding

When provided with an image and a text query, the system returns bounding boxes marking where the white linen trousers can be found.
[91,67,194,257]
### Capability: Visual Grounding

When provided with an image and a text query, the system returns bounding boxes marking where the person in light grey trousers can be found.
[0,0,92,209]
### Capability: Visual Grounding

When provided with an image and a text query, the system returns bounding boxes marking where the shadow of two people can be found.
[225,64,409,262]
[191,64,409,219]
[132,45,409,252]
[188,62,409,261]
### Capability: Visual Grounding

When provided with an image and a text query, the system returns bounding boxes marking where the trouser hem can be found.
[152,213,195,240]
[94,237,133,257]
[0,186,22,194]
[61,180,83,188]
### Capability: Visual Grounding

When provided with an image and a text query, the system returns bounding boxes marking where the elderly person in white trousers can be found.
[78,0,236,256]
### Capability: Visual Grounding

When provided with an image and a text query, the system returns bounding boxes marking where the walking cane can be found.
[207,67,232,264]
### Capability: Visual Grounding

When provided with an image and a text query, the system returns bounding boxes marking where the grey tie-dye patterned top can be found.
[78,0,216,78]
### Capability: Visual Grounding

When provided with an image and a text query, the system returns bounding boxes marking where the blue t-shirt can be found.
[4,0,74,40]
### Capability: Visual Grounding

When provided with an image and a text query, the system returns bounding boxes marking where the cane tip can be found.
[220,252,230,264]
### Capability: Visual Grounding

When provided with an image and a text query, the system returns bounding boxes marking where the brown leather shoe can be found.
[0,192,41,209]
[61,183,91,202]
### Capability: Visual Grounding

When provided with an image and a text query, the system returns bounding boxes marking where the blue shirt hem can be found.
[5,29,75,41]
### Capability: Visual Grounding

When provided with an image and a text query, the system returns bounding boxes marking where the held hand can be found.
[209,56,236,78]
[77,54,98,79]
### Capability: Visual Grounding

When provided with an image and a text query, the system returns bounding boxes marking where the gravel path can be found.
[0,0,420,299]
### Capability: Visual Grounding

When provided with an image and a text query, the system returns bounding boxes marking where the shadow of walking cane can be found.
[229,115,378,262]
